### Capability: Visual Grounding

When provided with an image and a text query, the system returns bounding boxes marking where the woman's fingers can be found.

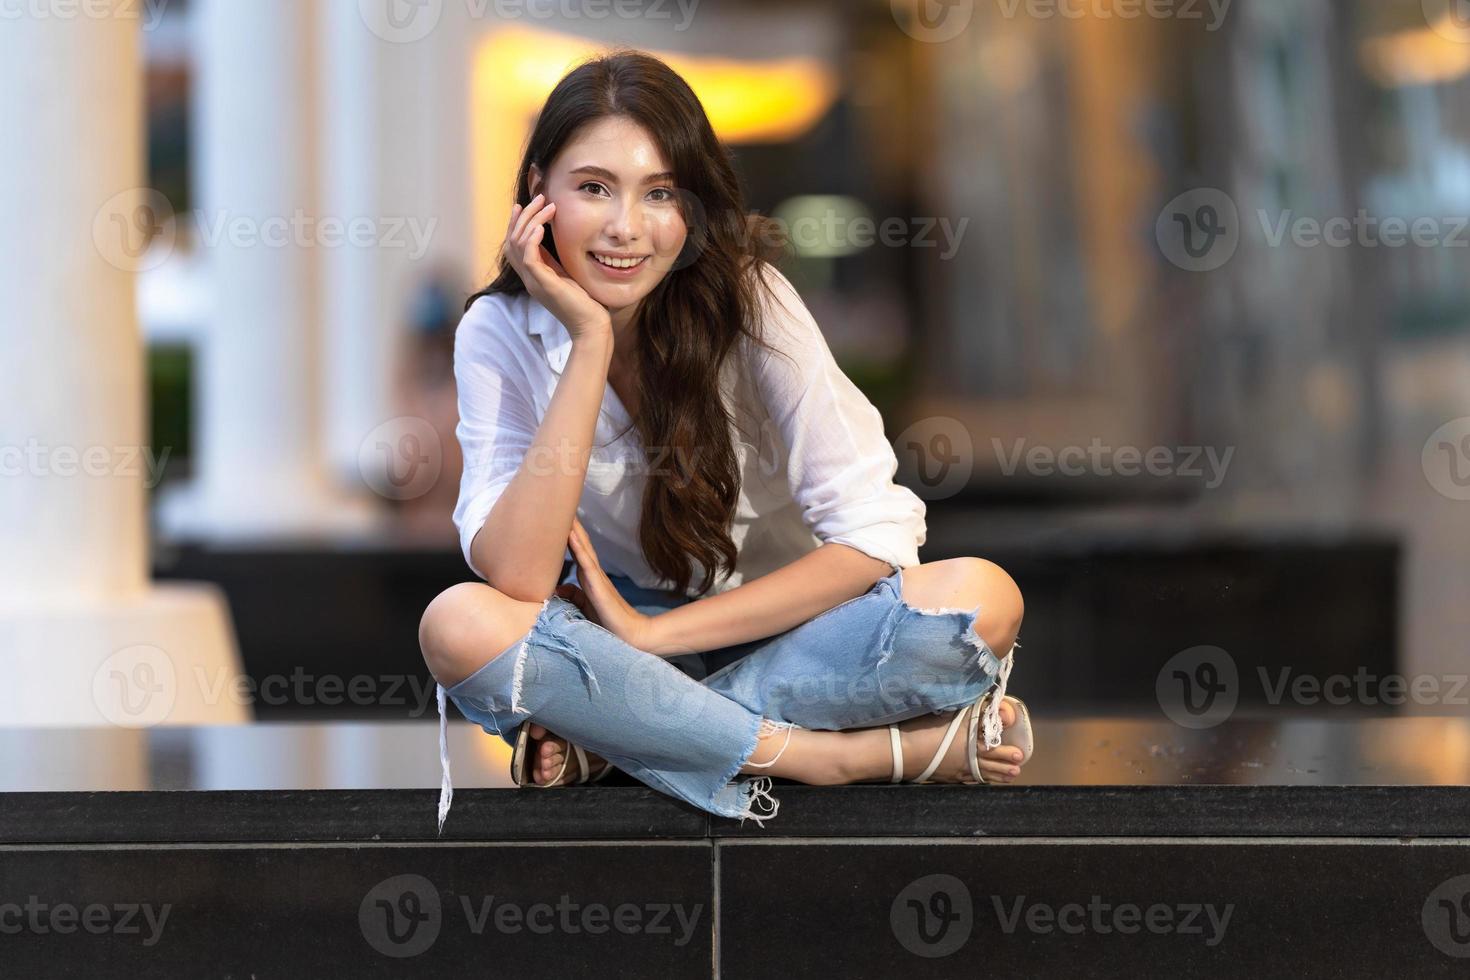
[516,197,554,252]
[518,205,559,287]
[540,243,568,277]
[510,192,545,243]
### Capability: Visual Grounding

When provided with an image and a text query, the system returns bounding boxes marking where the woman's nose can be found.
[606,197,645,241]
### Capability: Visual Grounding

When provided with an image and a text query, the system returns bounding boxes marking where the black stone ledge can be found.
[4,784,1469,845]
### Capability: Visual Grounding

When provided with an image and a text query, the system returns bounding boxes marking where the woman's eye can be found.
[579,182,675,203]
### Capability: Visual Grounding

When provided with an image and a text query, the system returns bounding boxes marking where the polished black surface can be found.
[719,842,1470,977]
[0,844,713,979]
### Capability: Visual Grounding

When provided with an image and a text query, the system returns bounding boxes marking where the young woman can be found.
[420,50,1032,834]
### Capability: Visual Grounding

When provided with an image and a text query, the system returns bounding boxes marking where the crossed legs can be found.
[419,558,1027,790]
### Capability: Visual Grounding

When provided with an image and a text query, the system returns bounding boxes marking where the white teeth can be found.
[592,254,646,270]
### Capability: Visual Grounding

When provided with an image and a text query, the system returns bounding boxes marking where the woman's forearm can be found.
[472,328,613,601]
[646,543,895,656]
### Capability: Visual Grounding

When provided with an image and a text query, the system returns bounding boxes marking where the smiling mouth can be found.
[589,253,649,270]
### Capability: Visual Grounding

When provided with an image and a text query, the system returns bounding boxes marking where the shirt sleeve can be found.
[451,297,541,580]
[745,263,927,571]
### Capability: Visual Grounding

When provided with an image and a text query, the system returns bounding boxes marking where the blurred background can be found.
[4,0,1470,765]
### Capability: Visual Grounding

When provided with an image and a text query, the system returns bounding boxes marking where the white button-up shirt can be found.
[451,262,927,597]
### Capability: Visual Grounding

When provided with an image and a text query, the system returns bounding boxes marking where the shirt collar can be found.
[526,300,572,375]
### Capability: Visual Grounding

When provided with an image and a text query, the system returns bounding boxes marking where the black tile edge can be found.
[0,788,710,845]
[708,785,1470,839]
[5,785,1468,845]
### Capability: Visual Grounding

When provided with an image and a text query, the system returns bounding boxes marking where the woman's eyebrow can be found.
[568,164,675,185]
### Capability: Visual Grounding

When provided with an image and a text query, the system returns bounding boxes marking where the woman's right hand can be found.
[503,193,611,342]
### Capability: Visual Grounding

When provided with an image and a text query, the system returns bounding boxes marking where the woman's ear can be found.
[527,163,544,200]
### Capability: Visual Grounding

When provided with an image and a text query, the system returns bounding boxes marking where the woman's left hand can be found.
[564,515,659,651]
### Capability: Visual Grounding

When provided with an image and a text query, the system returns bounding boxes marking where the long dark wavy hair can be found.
[465,49,794,597]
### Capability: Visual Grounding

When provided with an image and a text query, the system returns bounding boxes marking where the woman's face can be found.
[529,116,688,319]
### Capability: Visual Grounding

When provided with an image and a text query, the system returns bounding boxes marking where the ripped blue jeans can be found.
[434,566,1016,834]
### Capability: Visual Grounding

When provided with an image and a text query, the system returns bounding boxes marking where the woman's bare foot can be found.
[887,697,1024,783]
[734,698,1028,786]
[526,722,609,785]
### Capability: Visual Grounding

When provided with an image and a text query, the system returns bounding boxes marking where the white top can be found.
[451,262,927,597]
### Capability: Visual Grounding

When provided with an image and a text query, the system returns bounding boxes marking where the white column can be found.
[158,0,381,539]
[0,2,244,725]
[320,0,392,485]
[319,0,471,484]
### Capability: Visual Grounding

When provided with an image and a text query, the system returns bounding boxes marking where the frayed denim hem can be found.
[704,712,796,827]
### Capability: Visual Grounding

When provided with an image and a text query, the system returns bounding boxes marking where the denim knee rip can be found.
[882,569,1018,752]
[436,596,584,835]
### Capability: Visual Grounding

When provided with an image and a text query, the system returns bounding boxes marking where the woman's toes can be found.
[996,697,1016,728]
[978,757,1016,781]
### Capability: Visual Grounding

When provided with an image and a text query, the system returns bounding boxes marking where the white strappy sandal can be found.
[510,726,614,788]
[887,693,1034,784]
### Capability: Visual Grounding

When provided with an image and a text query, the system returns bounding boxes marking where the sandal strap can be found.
[888,724,903,783]
[968,695,987,784]
[571,743,591,785]
[914,702,974,784]
[571,741,613,783]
